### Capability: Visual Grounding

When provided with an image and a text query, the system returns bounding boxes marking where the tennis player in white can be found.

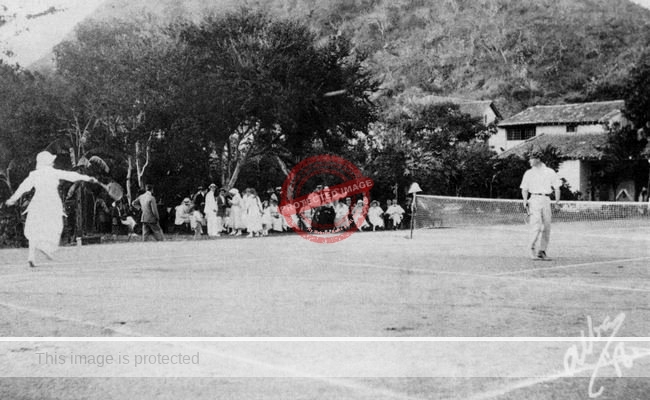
[520,152,561,260]
[5,151,97,267]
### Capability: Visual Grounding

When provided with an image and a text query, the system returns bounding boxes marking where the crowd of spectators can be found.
[98,183,412,240]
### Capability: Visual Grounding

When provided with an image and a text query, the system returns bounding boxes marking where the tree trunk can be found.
[126,156,133,203]
[75,184,83,240]
[275,156,290,177]
[227,156,246,190]
[135,137,152,190]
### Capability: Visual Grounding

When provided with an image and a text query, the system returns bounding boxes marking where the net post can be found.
[410,193,416,239]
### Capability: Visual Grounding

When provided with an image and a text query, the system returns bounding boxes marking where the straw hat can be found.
[229,188,239,195]
[35,151,56,169]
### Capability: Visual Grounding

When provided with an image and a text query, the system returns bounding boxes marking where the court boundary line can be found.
[493,256,650,276]
[1,273,649,399]
[3,333,650,400]
[334,260,650,293]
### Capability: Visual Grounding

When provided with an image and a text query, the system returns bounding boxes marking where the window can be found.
[566,124,576,133]
[506,125,536,141]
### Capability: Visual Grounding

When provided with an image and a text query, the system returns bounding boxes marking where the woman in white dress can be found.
[261,200,272,236]
[351,199,370,230]
[227,188,244,236]
[5,151,96,267]
[268,199,284,232]
[203,183,220,237]
[334,199,351,230]
[243,188,263,237]
[367,200,385,231]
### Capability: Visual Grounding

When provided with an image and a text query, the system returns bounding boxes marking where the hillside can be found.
[33,0,650,116]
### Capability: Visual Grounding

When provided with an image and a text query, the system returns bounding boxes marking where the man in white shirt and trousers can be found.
[520,151,561,260]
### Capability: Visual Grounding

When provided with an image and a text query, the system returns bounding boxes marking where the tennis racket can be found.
[95,180,124,201]
[523,204,531,225]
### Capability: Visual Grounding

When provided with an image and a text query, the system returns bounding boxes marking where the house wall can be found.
[537,125,566,135]
[489,128,508,152]
[538,124,608,135]
[491,122,612,153]
[484,107,498,125]
[579,161,591,197]
[558,160,581,194]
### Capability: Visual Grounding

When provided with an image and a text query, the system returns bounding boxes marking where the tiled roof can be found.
[411,95,503,120]
[498,100,624,127]
[497,133,609,160]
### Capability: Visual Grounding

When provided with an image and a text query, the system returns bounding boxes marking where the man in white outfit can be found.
[520,152,561,260]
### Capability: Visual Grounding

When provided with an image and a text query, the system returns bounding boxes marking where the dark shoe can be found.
[535,250,552,261]
[28,261,36,268]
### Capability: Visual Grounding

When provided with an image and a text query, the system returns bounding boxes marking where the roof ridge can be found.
[418,95,493,103]
[532,100,624,108]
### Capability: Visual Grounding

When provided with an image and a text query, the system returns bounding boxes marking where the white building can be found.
[494,100,636,199]
[490,100,626,152]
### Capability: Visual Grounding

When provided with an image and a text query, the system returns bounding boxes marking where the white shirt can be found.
[520,164,561,194]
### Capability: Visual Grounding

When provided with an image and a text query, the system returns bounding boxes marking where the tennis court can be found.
[1,214,650,399]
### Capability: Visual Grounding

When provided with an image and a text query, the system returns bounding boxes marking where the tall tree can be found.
[623,51,650,129]
[369,102,497,197]
[173,9,378,188]
[54,16,178,201]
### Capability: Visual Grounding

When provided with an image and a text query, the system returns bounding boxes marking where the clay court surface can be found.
[1,222,650,399]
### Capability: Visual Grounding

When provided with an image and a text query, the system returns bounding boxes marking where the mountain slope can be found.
[19,0,650,116]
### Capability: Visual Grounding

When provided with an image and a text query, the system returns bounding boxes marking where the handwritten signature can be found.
[563,312,650,398]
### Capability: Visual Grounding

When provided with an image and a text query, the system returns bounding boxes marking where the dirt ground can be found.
[1,223,650,399]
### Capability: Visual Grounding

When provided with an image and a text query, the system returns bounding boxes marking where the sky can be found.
[0,0,650,68]
[0,0,106,66]
[631,0,650,8]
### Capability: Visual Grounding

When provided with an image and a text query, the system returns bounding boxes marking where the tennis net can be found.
[413,194,650,229]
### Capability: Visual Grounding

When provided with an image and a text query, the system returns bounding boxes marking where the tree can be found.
[0,63,73,193]
[591,123,648,200]
[173,9,379,188]
[349,122,434,202]
[54,16,178,201]
[377,101,496,196]
[623,51,650,129]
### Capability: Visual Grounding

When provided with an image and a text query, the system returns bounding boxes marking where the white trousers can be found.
[529,195,552,252]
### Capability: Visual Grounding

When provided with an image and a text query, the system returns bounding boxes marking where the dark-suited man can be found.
[216,187,228,234]
[132,184,164,241]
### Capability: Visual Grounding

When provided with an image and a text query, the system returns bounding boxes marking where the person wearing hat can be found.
[520,151,561,260]
[5,151,98,267]
[192,186,207,218]
[216,187,228,234]
[173,197,193,232]
[367,200,385,231]
[351,199,370,231]
[227,188,244,236]
[204,183,220,237]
